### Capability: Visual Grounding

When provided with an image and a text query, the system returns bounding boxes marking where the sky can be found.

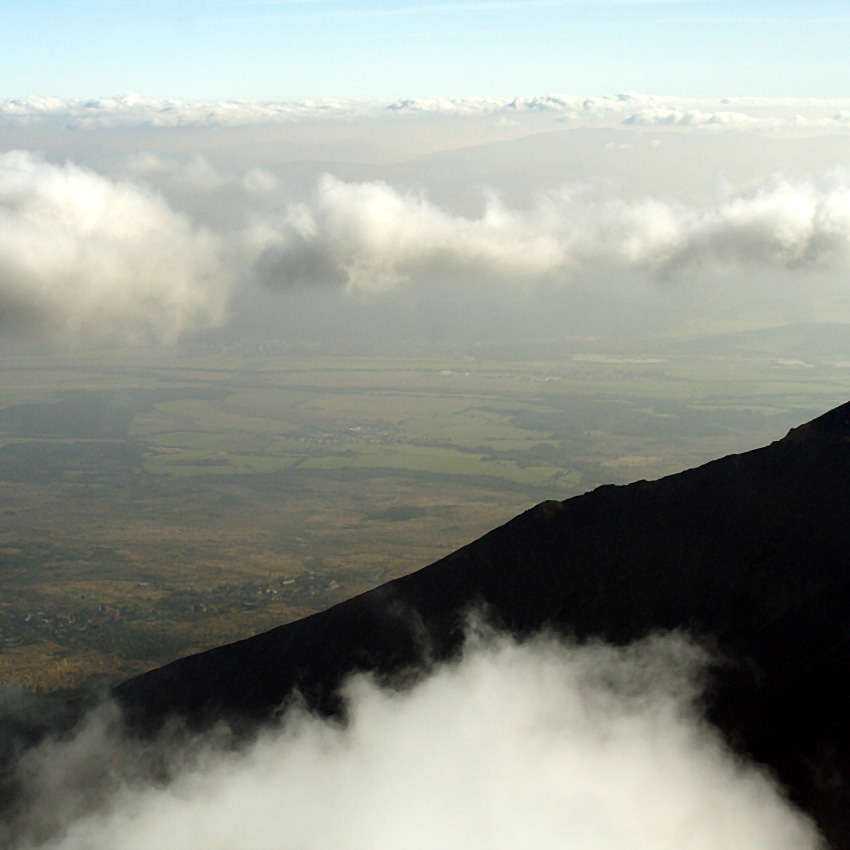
[2,0,850,101]
[0,0,848,353]
[2,95,850,350]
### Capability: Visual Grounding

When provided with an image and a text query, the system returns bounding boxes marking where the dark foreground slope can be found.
[117,401,850,848]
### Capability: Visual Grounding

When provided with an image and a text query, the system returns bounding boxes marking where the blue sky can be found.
[2,0,849,100]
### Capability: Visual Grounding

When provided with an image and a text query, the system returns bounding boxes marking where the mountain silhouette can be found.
[116,400,850,848]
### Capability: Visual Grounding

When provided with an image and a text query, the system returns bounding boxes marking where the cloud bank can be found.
[5,148,850,344]
[4,631,821,850]
[0,152,231,344]
[2,93,850,133]
[251,173,850,293]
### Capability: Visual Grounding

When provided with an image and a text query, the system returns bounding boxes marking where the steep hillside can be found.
[116,400,850,848]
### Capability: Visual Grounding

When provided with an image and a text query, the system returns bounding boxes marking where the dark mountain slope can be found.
[116,400,850,848]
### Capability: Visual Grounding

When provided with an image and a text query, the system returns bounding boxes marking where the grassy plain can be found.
[0,331,847,691]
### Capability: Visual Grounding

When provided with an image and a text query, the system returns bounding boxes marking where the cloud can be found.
[0,152,232,345]
[123,152,228,193]
[248,173,850,293]
[123,153,278,197]
[3,93,850,133]
[247,176,568,291]
[3,630,821,850]
[242,168,280,194]
[5,149,850,346]
[621,107,761,130]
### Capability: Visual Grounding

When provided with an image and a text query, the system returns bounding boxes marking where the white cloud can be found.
[242,168,280,194]
[248,173,850,292]
[124,153,227,193]
[3,93,850,133]
[4,152,850,346]
[0,152,232,345]
[121,154,277,195]
[621,107,762,130]
[6,631,822,850]
[247,176,569,291]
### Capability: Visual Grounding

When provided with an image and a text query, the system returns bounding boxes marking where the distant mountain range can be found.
[116,400,850,849]
[670,321,850,360]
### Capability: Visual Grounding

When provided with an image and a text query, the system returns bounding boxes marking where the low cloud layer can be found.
[2,93,850,134]
[4,631,821,850]
[5,148,850,345]
[0,152,230,344]
[252,173,850,293]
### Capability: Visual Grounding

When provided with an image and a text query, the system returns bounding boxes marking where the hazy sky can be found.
[2,95,850,349]
[1,0,849,350]
[2,0,849,100]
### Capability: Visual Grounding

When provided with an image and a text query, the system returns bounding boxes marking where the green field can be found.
[0,336,847,691]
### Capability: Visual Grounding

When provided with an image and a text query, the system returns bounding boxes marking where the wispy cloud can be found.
[361,0,595,17]
[340,0,731,15]
[599,16,850,24]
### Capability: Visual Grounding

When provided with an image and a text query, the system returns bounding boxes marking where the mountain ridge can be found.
[116,400,850,848]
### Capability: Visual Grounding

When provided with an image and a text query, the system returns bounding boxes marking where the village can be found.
[0,570,341,652]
